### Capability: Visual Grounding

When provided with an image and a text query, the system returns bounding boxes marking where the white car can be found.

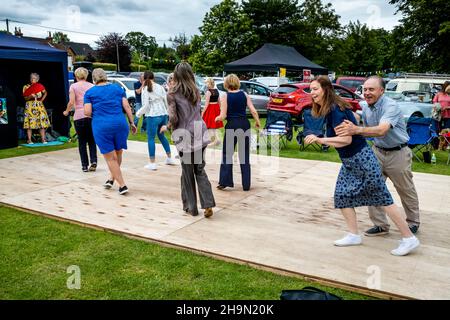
[249,77,289,90]
[108,77,139,112]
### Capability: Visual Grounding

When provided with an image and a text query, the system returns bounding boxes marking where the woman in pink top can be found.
[434,81,450,130]
[63,67,97,172]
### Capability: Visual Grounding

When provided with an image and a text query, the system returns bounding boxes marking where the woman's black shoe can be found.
[119,186,129,195]
[103,180,114,189]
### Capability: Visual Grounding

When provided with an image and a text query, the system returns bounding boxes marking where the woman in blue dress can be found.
[84,68,137,195]
[304,76,419,256]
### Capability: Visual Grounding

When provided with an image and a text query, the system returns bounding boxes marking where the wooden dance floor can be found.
[1,141,449,299]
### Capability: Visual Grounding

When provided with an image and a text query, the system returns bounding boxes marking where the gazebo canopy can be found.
[224,43,327,74]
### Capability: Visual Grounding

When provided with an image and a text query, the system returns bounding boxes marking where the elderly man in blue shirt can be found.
[335,76,420,236]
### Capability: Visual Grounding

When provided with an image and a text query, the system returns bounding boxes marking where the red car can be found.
[336,76,367,92]
[267,83,363,122]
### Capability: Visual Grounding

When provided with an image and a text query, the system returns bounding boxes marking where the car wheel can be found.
[128,98,136,114]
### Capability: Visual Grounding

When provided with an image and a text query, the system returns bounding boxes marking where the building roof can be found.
[60,42,94,56]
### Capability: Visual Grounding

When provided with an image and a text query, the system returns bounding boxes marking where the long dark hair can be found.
[171,62,200,106]
[311,76,351,118]
[442,81,450,94]
[144,71,154,93]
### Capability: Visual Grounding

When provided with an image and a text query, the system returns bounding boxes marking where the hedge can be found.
[93,63,117,71]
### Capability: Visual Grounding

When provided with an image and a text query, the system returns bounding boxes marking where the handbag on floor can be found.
[280,287,342,300]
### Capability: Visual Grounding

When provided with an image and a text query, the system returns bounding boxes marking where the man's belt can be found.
[375,143,408,152]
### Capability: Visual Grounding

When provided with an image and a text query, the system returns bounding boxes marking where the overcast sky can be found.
[1,0,402,47]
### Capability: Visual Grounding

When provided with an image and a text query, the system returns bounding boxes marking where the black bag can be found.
[280,287,342,300]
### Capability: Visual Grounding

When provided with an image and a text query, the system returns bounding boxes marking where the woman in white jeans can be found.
[136,71,175,170]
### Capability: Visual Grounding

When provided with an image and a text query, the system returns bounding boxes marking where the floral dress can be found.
[23,84,50,129]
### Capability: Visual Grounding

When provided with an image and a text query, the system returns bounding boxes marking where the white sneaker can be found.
[391,236,420,256]
[165,157,177,165]
[144,163,157,171]
[334,233,362,247]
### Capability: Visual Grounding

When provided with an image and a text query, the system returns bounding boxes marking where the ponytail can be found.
[143,71,154,93]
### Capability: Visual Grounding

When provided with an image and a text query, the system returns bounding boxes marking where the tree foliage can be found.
[96,33,132,72]
[338,21,393,73]
[170,33,191,60]
[189,0,259,74]
[125,32,158,60]
[190,0,342,74]
[52,32,70,44]
[389,0,450,73]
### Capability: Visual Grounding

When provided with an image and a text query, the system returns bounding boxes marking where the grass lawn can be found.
[0,205,373,300]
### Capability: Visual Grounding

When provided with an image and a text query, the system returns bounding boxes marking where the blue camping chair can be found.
[407,117,438,162]
[297,108,328,151]
[260,110,293,150]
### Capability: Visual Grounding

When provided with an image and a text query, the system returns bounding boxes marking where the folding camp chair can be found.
[260,110,293,151]
[440,132,450,165]
[296,108,328,152]
[407,117,438,162]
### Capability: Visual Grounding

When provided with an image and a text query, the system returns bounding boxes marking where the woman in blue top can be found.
[215,74,261,191]
[84,68,137,195]
[304,76,419,256]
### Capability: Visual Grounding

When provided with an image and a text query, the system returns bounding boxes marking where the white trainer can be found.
[334,233,362,247]
[165,157,177,165]
[391,236,420,256]
[144,163,157,171]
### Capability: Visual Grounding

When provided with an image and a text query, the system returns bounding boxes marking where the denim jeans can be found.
[133,103,146,132]
[146,115,171,158]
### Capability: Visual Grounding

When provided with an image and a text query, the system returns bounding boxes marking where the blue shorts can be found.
[92,120,129,154]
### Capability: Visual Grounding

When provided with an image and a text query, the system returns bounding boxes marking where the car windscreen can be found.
[154,76,166,86]
[274,86,299,94]
[121,80,138,90]
[386,81,398,91]
[339,80,364,89]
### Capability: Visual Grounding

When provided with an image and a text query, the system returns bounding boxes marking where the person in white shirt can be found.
[136,71,175,170]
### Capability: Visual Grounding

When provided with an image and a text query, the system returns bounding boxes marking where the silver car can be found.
[359,92,433,123]
[215,80,272,115]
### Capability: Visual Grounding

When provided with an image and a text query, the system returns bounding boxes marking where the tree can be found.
[152,44,178,70]
[170,33,191,60]
[125,32,157,61]
[295,0,342,72]
[241,0,302,46]
[96,33,132,72]
[52,32,70,44]
[389,0,450,73]
[189,0,259,74]
[339,21,393,73]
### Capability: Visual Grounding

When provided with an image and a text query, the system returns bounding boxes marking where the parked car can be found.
[128,72,143,80]
[386,75,450,95]
[108,77,139,112]
[383,91,433,122]
[336,76,367,92]
[106,72,126,78]
[249,77,289,90]
[215,80,272,115]
[267,83,363,122]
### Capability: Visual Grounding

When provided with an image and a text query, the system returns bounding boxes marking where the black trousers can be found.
[219,117,251,191]
[179,147,216,215]
[74,118,97,168]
